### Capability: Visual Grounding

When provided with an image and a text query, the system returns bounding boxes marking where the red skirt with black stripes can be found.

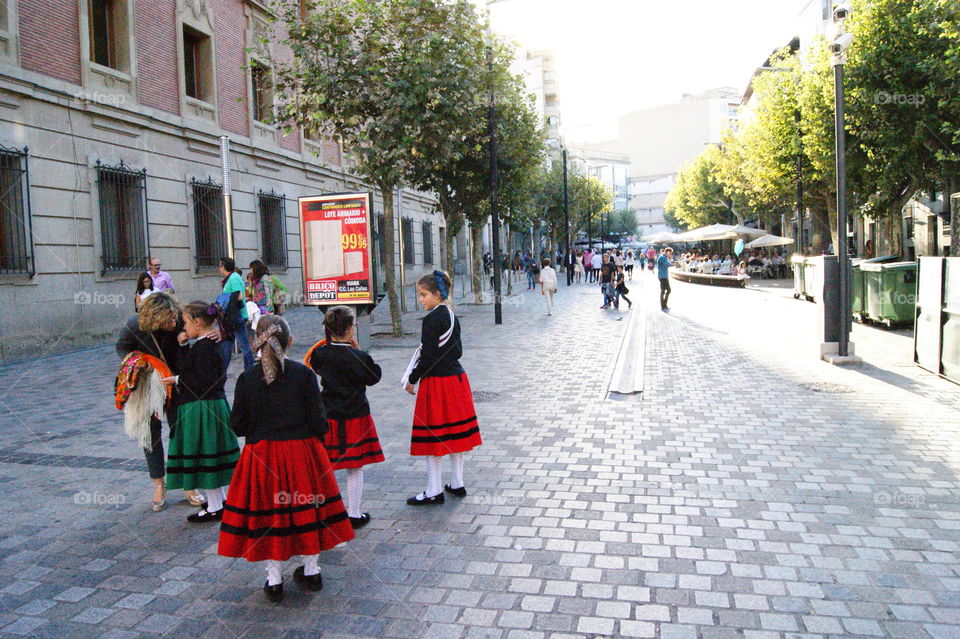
[324,414,385,470]
[410,373,482,456]
[218,438,355,562]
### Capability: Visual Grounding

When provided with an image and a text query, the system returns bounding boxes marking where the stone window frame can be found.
[77,0,139,107]
[176,0,219,129]
[244,2,279,146]
[0,0,20,66]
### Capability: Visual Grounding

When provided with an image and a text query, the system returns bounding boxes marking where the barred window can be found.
[401,217,414,265]
[0,145,34,275]
[96,160,148,274]
[191,177,226,271]
[258,189,287,269]
[422,221,433,265]
[251,61,273,123]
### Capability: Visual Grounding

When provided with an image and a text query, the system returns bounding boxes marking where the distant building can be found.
[586,88,742,238]
[515,48,562,162]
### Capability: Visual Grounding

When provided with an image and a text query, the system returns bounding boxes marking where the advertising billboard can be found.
[298,192,375,306]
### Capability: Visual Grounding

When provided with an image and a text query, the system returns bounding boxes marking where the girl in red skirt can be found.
[218,315,354,602]
[308,306,384,529]
[402,270,482,505]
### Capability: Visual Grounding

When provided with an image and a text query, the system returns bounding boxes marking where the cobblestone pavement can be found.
[0,272,958,639]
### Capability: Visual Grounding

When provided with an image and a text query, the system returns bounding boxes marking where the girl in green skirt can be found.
[161,301,239,522]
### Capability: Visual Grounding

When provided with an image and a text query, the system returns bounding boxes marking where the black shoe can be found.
[406,492,445,506]
[187,508,223,523]
[263,581,284,602]
[349,513,371,529]
[444,484,467,498]
[293,566,323,591]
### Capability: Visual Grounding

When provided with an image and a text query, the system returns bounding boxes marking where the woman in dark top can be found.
[219,315,354,603]
[402,271,482,506]
[160,301,239,523]
[115,292,202,511]
[308,306,384,530]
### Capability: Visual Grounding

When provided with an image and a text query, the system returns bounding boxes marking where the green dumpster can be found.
[803,257,818,301]
[851,259,865,319]
[861,261,917,327]
[853,255,899,320]
[792,255,806,300]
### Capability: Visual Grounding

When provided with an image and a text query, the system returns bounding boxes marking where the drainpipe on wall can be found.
[220,136,234,258]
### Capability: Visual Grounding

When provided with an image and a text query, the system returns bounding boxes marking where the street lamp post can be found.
[832,3,853,357]
[485,1,503,324]
[562,146,570,285]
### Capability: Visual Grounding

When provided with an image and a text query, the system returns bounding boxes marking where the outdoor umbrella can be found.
[745,234,794,249]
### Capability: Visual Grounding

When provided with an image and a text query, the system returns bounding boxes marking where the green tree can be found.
[846,0,960,254]
[664,144,737,228]
[273,0,488,335]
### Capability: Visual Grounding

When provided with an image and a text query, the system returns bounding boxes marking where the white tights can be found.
[346,468,364,518]
[264,554,319,586]
[424,453,465,497]
[204,486,227,512]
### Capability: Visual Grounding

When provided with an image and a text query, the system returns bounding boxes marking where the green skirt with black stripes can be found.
[166,399,239,490]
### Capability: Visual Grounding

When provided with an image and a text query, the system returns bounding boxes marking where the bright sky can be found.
[480,0,809,143]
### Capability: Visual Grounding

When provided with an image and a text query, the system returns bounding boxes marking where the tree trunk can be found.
[506,224,513,296]
[445,222,455,280]
[470,223,484,304]
[380,186,403,336]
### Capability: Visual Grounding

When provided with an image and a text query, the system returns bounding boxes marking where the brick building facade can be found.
[0,0,453,362]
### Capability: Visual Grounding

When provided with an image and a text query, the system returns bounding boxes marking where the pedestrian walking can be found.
[307,306,384,530]
[563,249,577,286]
[658,247,673,310]
[147,257,175,294]
[624,250,635,280]
[591,251,602,282]
[161,301,239,523]
[115,292,205,511]
[538,258,558,315]
[525,254,540,290]
[574,250,585,283]
[218,257,255,371]
[402,271,482,505]
[614,265,632,309]
[646,246,657,273]
[599,262,614,309]
[219,315,355,603]
[583,249,594,283]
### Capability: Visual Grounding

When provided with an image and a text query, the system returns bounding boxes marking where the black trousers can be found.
[659,277,671,308]
[144,407,176,480]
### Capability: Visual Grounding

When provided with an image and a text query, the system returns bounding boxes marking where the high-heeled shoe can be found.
[185,491,206,507]
[152,483,167,512]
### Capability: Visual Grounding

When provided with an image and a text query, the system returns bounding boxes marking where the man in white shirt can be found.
[538,258,559,315]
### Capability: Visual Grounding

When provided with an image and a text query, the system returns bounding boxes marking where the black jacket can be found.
[174,337,226,406]
[309,343,381,420]
[229,360,327,444]
[115,316,182,373]
[408,305,464,384]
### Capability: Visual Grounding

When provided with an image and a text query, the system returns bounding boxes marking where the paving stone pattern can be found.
[0,273,958,639]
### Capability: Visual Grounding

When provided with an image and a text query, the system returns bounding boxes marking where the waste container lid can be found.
[861,261,915,272]
[862,254,900,264]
